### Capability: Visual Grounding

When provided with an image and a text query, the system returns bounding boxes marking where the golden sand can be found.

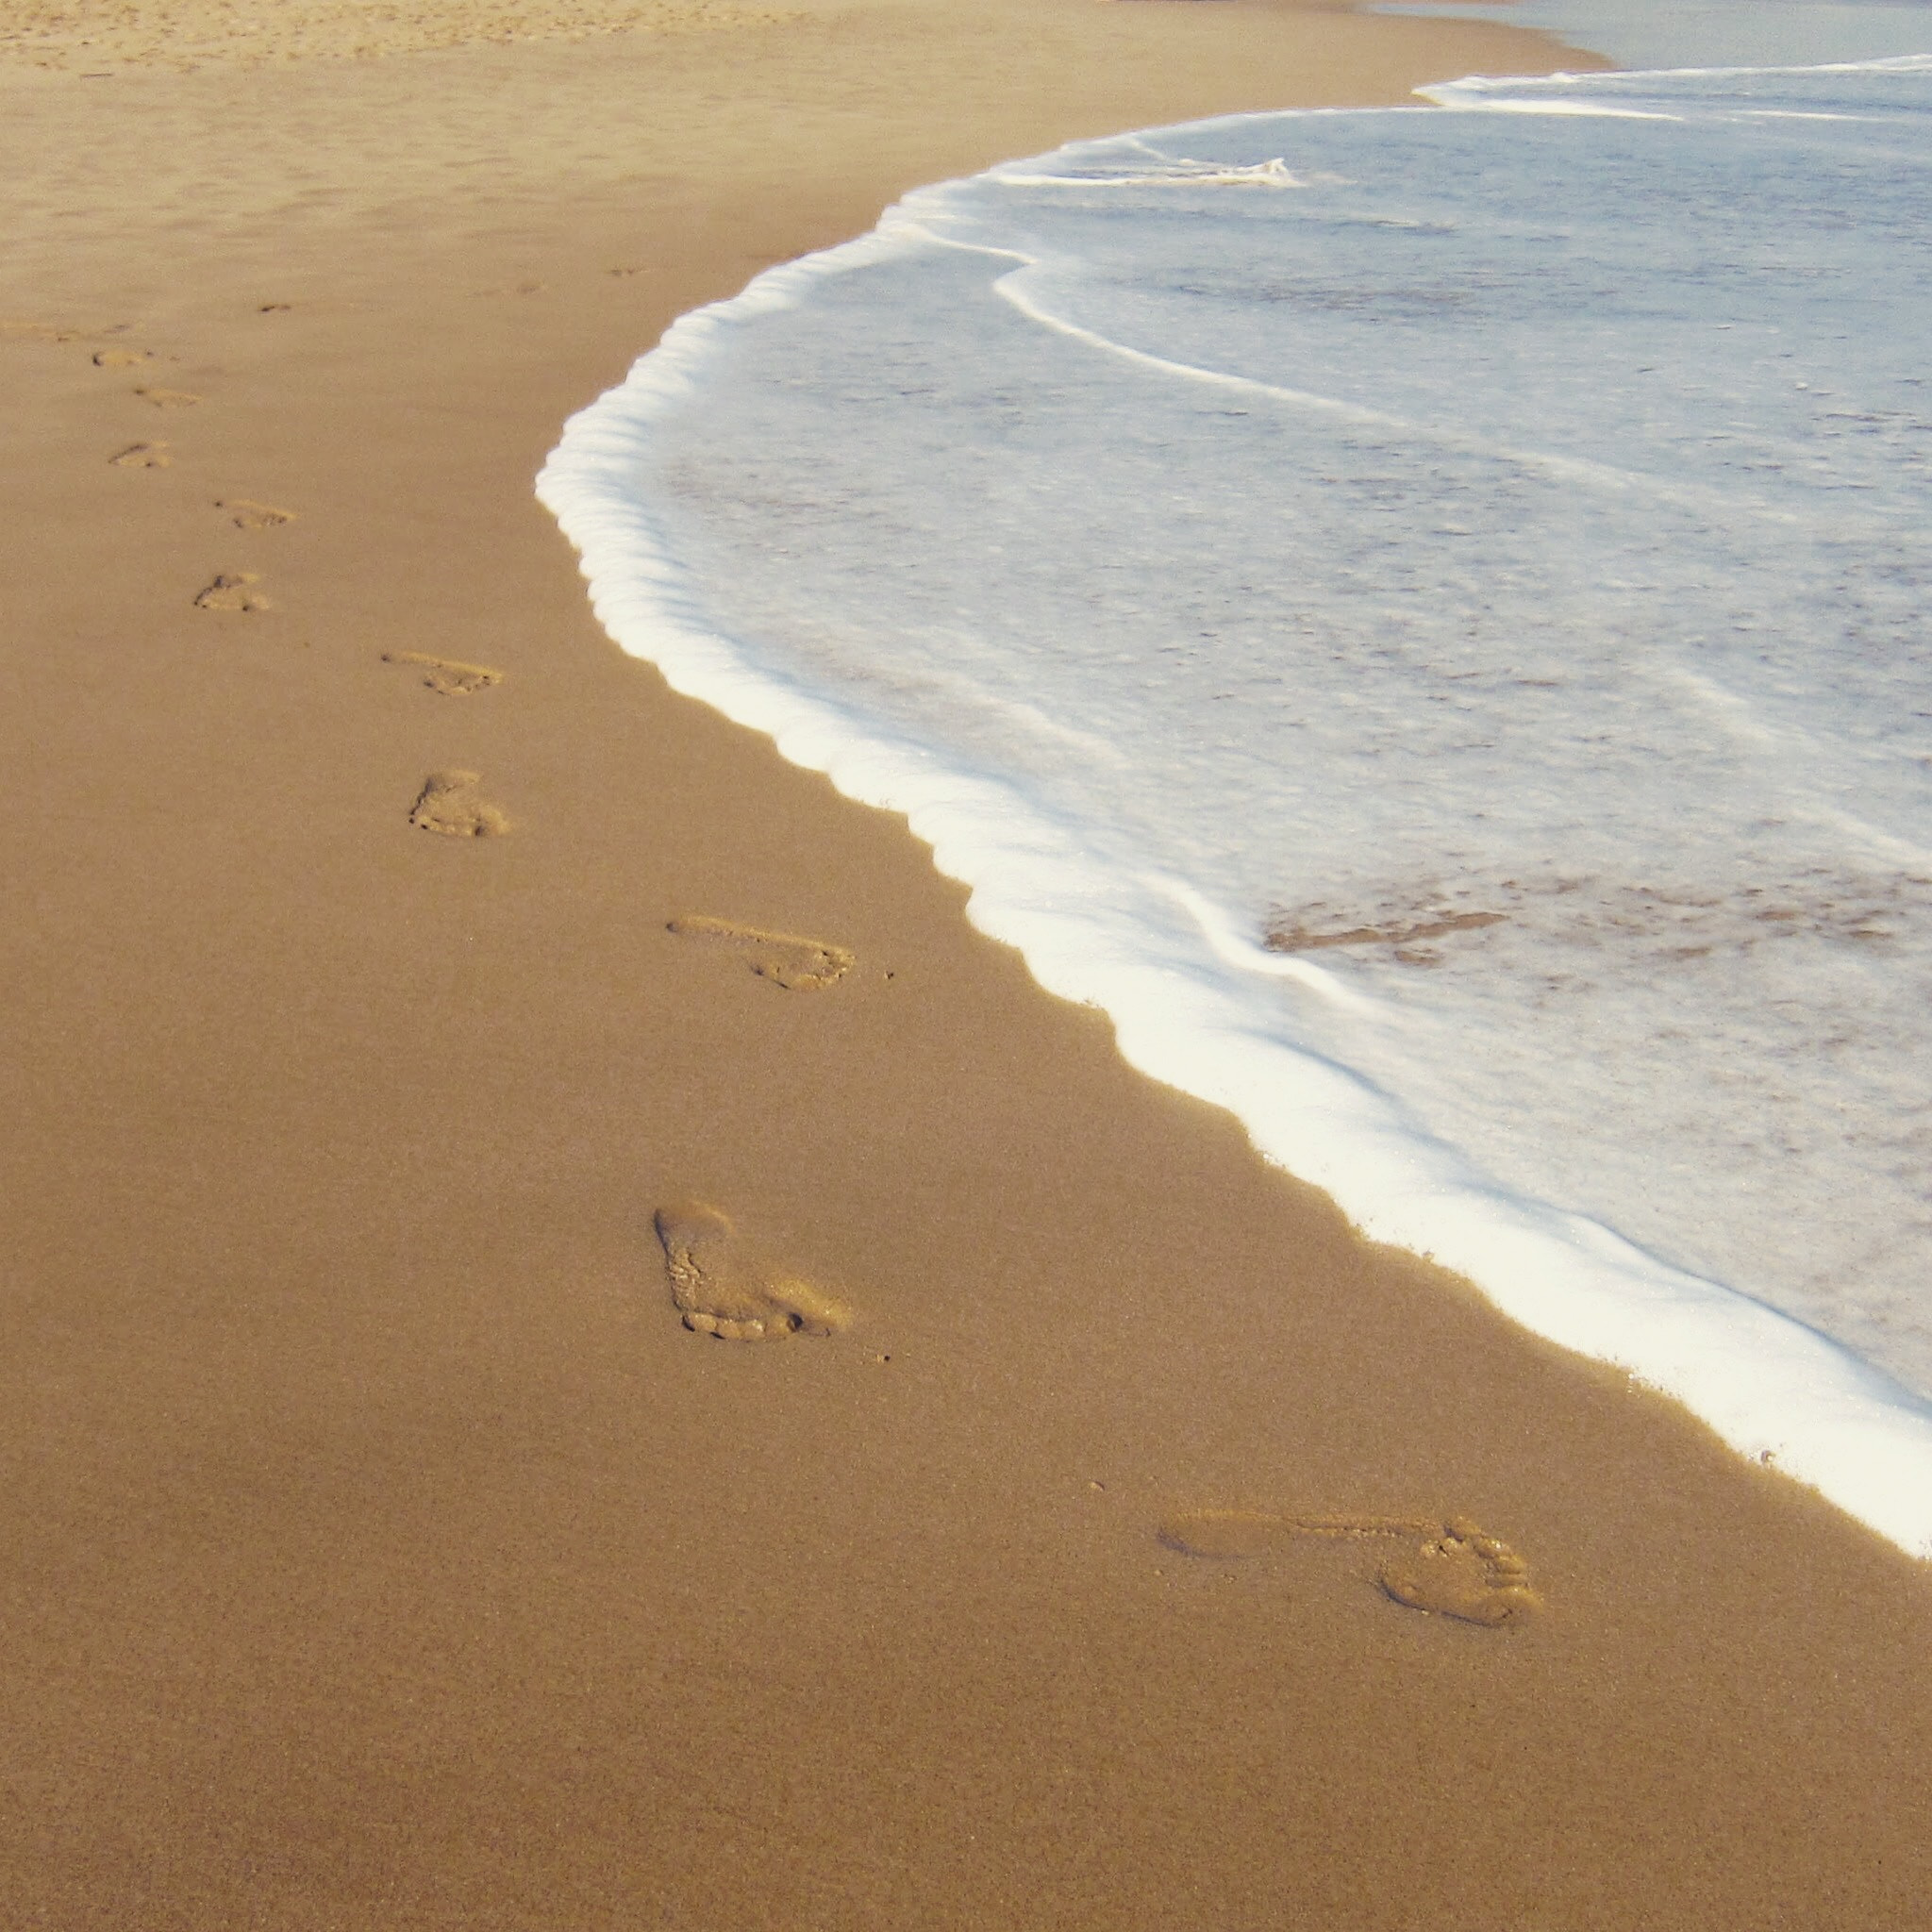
[1,1,1926,1924]
[0,0,801,72]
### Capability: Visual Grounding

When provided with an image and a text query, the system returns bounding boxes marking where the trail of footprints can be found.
[20,309,1544,1641]
[46,307,516,834]
[643,1200,1539,1626]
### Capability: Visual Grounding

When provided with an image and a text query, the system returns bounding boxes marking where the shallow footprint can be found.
[110,441,171,468]
[93,347,153,368]
[383,649,503,695]
[655,1199,852,1341]
[668,914,854,990]
[193,571,269,613]
[135,387,201,408]
[217,498,296,529]
[1158,1509,1541,1627]
[1377,1519,1540,1626]
[409,769,509,838]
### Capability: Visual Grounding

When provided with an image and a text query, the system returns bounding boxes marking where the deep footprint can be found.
[109,441,171,468]
[383,650,503,695]
[193,572,269,613]
[655,1200,851,1341]
[409,770,509,837]
[217,498,296,529]
[1158,1509,1541,1627]
[668,914,854,990]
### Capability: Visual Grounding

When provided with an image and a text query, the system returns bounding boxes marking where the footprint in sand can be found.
[1158,1509,1541,1628]
[92,347,153,368]
[668,914,854,991]
[655,1199,852,1342]
[109,441,171,468]
[383,650,503,696]
[135,387,201,408]
[217,499,296,530]
[193,572,269,613]
[409,770,509,838]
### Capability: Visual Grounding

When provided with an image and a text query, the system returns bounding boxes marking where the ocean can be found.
[539,13,1932,1555]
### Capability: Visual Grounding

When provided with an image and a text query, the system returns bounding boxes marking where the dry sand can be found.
[1,1,1927,1924]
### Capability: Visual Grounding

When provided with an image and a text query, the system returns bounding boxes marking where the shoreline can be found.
[3,2,1928,1923]
[539,105,1932,1558]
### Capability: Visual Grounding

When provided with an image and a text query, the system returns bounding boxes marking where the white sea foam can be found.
[539,59,1932,1556]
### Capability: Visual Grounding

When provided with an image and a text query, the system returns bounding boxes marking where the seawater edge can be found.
[537,80,1932,1559]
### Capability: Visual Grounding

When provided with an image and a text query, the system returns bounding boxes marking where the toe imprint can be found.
[654,1199,851,1341]
[1158,1509,1541,1627]
[667,915,853,991]
[409,770,509,838]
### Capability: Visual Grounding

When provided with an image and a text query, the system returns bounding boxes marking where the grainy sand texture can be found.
[2,1,1927,1925]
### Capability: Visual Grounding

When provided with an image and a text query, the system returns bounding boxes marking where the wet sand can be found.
[1,1,1927,1924]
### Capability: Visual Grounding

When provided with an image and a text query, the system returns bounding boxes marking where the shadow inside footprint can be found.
[218,498,296,529]
[409,770,509,838]
[668,914,854,990]
[110,441,171,467]
[655,1199,851,1341]
[383,650,503,695]
[193,572,269,613]
[1158,1509,1541,1627]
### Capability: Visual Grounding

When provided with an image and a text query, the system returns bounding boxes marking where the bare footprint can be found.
[193,572,269,613]
[668,914,854,990]
[1158,1509,1541,1628]
[93,347,152,368]
[109,441,171,468]
[409,770,509,838]
[383,650,503,696]
[135,387,201,408]
[217,498,295,529]
[655,1199,851,1341]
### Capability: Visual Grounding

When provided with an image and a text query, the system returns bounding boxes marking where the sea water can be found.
[1380,0,1932,73]
[539,55,1932,1554]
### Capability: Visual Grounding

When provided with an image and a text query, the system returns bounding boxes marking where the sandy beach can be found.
[2,0,1928,1924]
